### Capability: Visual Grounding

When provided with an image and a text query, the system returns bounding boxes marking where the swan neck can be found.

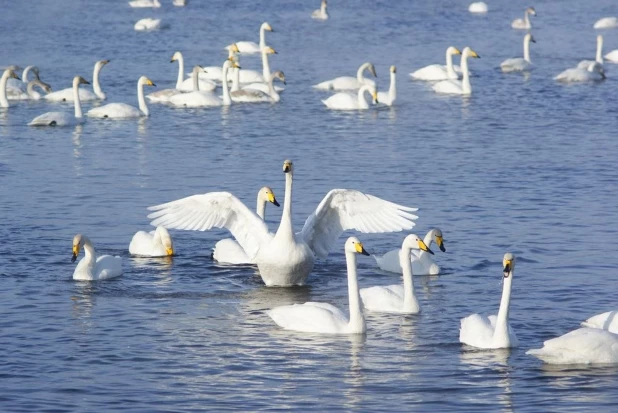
[231,67,240,92]
[346,251,364,331]
[400,247,418,310]
[176,55,185,89]
[22,66,34,82]
[192,68,200,92]
[445,50,457,77]
[461,53,471,94]
[73,79,83,118]
[356,63,369,83]
[261,49,271,82]
[493,274,513,341]
[524,11,530,25]
[93,63,104,98]
[26,81,37,97]
[358,86,370,109]
[596,37,603,63]
[0,72,10,108]
[523,36,531,62]
[83,241,96,268]
[259,26,266,49]
[221,64,232,105]
[389,71,396,101]
[256,194,266,220]
[137,80,149,116]
[267,73,276,98]
[276,172,294,241]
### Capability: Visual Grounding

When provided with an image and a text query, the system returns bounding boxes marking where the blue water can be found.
[2,0,618,411]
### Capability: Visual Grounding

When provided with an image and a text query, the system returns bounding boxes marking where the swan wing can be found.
[582,311,618,334]
[300,189,418,259]
[28,112,74,127]
[87,103,141,118]
[527,328,618,364]
[460,313,495,348]
[95,255,123,280]
[212,238,252,264]
[148,192,271,261]
[360,285,403,312]
[267,302,348,333]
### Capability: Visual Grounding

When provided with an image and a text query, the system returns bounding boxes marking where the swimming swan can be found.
[71,234,123,281]
[460,253,519,349]
[410,47,462,81]
[322,84,378,110]
[24,79,53,100]
[468,2,488,13]
[577,35,604,69]
[267,237,369,334]
[225,22,273,54]
[170,60,236,107]
[433,47,480,95]
[511,7,536,30]
[231,70,286,103]
[581,311,618,334]
[229,46,277,85]
[501,33,536,72]
[360,234,433,314]
[242,70,286,96]
[373,228,446,275]
[134,18,162,31]
[312,0,329,20]
[148,159,419,287]
[45,60,109,102]
[29,76,89,126]
[7,65,40,99]
[555,62,605,82]
[147,51,185,102]
[213,187,280,265]
[87,76,156,119]
[313,62,377,91]
[129,0,160,8]
[129,226,174,257]
[605,49,618,63]
[377,65,396,106]
[0,68,20,108]
[526,328,618,364]
[594,17,618,29]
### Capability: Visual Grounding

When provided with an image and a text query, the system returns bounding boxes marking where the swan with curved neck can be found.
[129,226,174,257]
[410,47,462,81]
[26,79,52,100]
[374,228,446,275]
[170,60,237,107]
[311,0,329,20]
[313,62,377,91]
[555,61,606,82]
[432,47,480,95]
[377,65,396,106]
[501,33,536,72]
[29,76,89,126]
[6,65,38,94]
[226,22,273,54]
[322,84,378,110]
[577,35,604,69]
[71,234,123,281]
[0,68,20,108]
[45,60,109,102]
[460,253,519,349]
[87,76,155,119]
[511,7,536,29]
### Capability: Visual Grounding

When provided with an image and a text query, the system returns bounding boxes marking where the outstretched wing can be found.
[299,189,418,259]
[148,192,271,260]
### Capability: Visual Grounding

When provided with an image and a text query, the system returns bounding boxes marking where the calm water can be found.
[2,0,618,411]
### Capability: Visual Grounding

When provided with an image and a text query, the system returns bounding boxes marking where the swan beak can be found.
[166,247,174,256]
[283,160,292,173]
[102,60,110,65]
[454,48,462,55]
[418,239,434,255]
[268,192,280,207]
[530,37,537,43]
[503,260,512,278]
[10,72,20,80]
[372,92,378,104]
[436,236,446,252]
[71,245,80,263]
[145,78,156,87]
[355,242,370,256]
[230,44,240,53]
[370,65,377,77]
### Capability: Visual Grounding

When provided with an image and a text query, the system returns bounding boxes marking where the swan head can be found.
[526,7,536,16]
[30,79,52,93]
[273,71,286,85]
[463,47,481,59]
[170,51,182,63]
[345,236,370,256]
[390,65,396,73]
[262,22,273,32]
[431,228,446,252]
[96,60,110,68]
[372,90,378,104]
[155,226,174,256]
[139,76,156,87]
[73,76,90,87]
[367,63,377,78]
[229,43,240,54]
[503,253,515,278]
[3,68,20,81]
[263,47,277,55]
[447,46,461,56]
[259,186,280,207]
[72,234,89,262]
[283,159,293,174]
[525,33,536,44]
[402,234,434,255]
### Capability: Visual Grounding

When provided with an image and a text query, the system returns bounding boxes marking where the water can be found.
[2,0,618,411]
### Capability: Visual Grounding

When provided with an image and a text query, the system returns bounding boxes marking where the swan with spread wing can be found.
[148,160,418,286]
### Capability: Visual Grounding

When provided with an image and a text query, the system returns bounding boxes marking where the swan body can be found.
[410,47,462,81]
[88,76,155,118]
[231,70,285,103]
[604,50,618,63]
[147,51,186,102]
[6,65,40,99]
[577,35,604,69]
[134,18,161,31]
[173,0,186,6]
[129,0,160,8]
[45,60,109,102]
[433,47,480,95]
[312,0,329,20]
[267,237,368,334]
[29,76,89,126]
[322,84,378,110]
[225,22,273,54]
[148,160,419,287]
[468,2,488,13]
[129,226,174,257]
[374,228,446,275]
[460,253,519,349]
[555,62,605,82]
[170,60,236,107]
[582,311,618,334]
[511,7,536,29]
[71,234,123,281]
[527,328,618,365]
[594,17,618,29]
[501,33,536,72]
[313,62,377,91]
[361,234,433,314]
[377,65,396,106]
[1,68,21,108]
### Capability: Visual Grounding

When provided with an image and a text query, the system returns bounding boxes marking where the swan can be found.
[468,2,488,13]
[511,7,536,30]
[594,17,618,29]
[173,0,186,6]
[225,22,273,55]
[0,68,21,108]
[377,65,396,106]
[581,311,618,334]
[312,0,329,20]
[577,35,604,69]
[29,76,89,126]
[554,62,605,82]
[6,65,39,98]
[147,51,186,102]
[322,84,378,110]
[605,49,618,63]
[231,70,286,103]
[432,47,480,95]
[148,159,419,287]
[410,47,462,81]
[128,0,160,8]
[501,33,536,72]
[460,253,519,349]
[71,234,123,281]
[360,234,433,314]
[267,237,369,334]
[170,60,236,107]
[526,328,618,364]
[129,226,174,257]
[373,228,446,275]
[213,186,280,264]
[313,62,377,91]
[45,60,109,102]
[87,76,155,119]
[134,18,162,31]
[229,46,277,85]
[241,69,286,94]
[8,78,52,100]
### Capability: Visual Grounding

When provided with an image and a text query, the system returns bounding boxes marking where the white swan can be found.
[134,18,161,31]
[581,311,618,334]
[526,328,618,364]
[605,49,618,63]
[594,17,618,29]
[511,7,536,30]
[313,62,377,91]
[129,226,174,257]
[71,234,123,281]
[360,234,433,314]
[45,60,109,102]
[460,253,519,349]
[170,60,236,107]
[241,69,286,94]
[228,46,277,85]
[410,47,462,81]
[501,33,536,72]
[267,237,369,334]
[8,78,52,100]
[129,0,160,8]
[577,35,604,69]
[312,0,329,20]
[433,47,480,95]
[373,228,446,275]
[231,70,285,103]
[377,65,396,106]
[468,2,488,13]
[322,84,378,110]
[29,76,89,127]
[555,62,605,82]
[88,76,155,119]
[148,159,419,287]
[225,22,273,54]
[213,186,280,265]
[173,0,186,6]
[6,65,40,99]
[147,51,186,102]
[0,68,20,108]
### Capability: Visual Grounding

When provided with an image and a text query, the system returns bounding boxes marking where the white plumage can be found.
[313,62,377,91]
[129,226,174,257]
[71,234,123,281]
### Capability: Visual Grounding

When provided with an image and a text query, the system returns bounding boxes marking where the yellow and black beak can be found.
[503,260,512,278]
[268,192,280,207]
[283,163,291,173]
[355,242,370,256]
[71,245,80,263]
[436,236,446,252]
[166,247,174,256]
[418,239,434,255]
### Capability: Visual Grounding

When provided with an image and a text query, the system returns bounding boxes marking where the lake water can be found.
[2,0,618,411]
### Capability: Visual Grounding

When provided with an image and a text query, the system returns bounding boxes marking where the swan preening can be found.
[170,60,237,107]
[468,2,488,13]
[460,253,519,349]
[501,33,536,72]
[313,62,377,91]
[377,65,396,106]
[135,18,162,31]
[312,0,329,20]
[129,226,174,257]
[322,84,378,110]
[226,22,273,55]
[594,17,618,29]
[128,0,160,8]
[148,159,419,287]
[410,47,462,81]
[71,234,123,281]
[0,68,21,108]
[87,76,155,118]
[373,228,445,275]
[267,237,369,334]
[555,62,605,82]
[361,234,433,314]
[511,7,536,30]
[29,76,89,126]
[432,47,480,95]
